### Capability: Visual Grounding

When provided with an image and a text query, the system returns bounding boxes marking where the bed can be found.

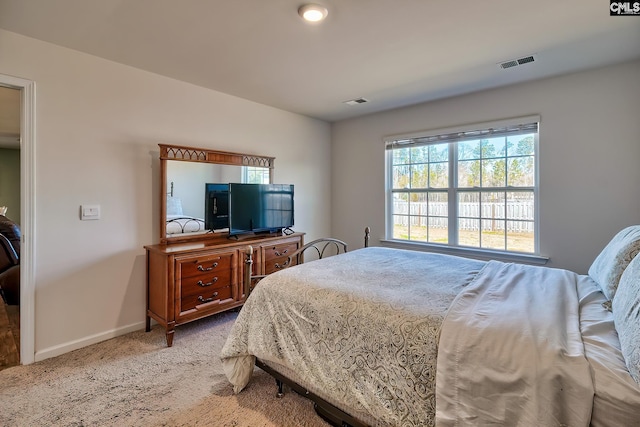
[165,214,206,235]
[165,195,206,235]
[220,226,640,426]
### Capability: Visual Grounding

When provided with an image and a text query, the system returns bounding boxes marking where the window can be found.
[385,117,539,254]
[243,166,270,184]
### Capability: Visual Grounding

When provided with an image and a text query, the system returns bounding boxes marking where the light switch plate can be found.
[80,204,101,220]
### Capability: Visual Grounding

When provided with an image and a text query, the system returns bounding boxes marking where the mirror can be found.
[159,144,274,244]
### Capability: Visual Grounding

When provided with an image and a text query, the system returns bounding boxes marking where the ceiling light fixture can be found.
[343,98,369,106]
[298,4,328,22]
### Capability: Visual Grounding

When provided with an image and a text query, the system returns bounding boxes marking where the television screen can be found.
[204,183,229,231]
[229,183,294,236]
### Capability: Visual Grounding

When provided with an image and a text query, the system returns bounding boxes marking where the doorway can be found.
[0,85,21,369]
[0,74,35,366]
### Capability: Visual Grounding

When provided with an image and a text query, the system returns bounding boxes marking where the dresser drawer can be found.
[180,285,233,312]
[146,232,304,346]
[263,241,300,274]
[176,252,234,279]
[180,271,232,297]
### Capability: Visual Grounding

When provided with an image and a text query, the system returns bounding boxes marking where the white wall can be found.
[0,29,331,360]
[331,60,640,274]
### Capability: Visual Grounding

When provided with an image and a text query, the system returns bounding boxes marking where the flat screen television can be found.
[228,183,294,236]
[204,183,229,231]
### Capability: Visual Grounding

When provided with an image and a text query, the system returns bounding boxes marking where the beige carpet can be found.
[0,310,331,426]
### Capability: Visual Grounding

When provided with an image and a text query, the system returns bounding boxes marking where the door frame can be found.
[0,73,35,365]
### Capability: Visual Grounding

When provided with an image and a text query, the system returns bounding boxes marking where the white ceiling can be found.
[0,0,639,122]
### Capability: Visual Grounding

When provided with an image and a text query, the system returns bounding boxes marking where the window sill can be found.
[379,239,549,265]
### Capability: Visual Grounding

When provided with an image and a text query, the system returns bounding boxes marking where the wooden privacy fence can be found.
[394,201,534,232]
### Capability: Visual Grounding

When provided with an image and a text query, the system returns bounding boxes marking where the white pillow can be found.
[588,225,640,301]
[166,196,183,216]
[612,253,640,385]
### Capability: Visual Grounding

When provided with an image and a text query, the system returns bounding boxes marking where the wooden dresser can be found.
[145,232,304,346]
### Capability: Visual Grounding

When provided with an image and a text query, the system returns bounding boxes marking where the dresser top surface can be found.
[145,232,304,255]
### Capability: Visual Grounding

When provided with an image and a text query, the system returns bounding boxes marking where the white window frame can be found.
[383,116,547,264]
[243,166,270,184]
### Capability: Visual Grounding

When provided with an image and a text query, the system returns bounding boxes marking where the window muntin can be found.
[386,120,538,255]
[243,166,270,184]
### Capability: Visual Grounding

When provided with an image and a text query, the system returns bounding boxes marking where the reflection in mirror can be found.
[158,144,274,244]
[165,161,271,239]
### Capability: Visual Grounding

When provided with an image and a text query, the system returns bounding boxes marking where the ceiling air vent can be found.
[343,97,369,106]
[499,54,536,70]
[517,55,535,65]
[500,60,519,69]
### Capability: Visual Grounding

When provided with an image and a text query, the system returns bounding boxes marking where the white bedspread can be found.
[221,247,485,426]
[436,261,595,426]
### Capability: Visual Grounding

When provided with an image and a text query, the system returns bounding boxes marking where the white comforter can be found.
[221,248,632,426]
[436,261,594,426]
[221,247,484,426]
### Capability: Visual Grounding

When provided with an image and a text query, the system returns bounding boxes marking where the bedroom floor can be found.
[0,303,19,371]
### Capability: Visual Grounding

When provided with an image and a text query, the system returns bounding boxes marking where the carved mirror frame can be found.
[159,143,274,244]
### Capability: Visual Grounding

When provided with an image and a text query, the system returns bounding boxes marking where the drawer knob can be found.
[198,292,218,303]
[273,248,288,256]
[274,259,291,270]
[197,262,218,272]
[196,277,218,287]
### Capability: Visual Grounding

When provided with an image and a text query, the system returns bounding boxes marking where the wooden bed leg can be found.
[276,379,285,398]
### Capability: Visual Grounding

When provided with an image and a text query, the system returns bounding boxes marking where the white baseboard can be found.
[34,321,146,362]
